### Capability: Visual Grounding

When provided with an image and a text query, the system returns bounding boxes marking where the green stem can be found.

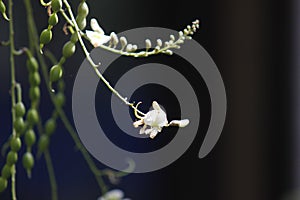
[54,109,108,194]
[36,112,58,200]
[44,150,58,200]
[25,0,108,194]
[8,0,17,199]
[24,1,58,199]
[62,0,145,117]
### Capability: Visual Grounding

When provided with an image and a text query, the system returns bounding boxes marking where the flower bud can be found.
[120,36,127,50]
[145,39,151,50]
[156,39,162,47]
[110,32,118,48]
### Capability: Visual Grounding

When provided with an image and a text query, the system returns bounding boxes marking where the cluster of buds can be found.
[86,19,200,58]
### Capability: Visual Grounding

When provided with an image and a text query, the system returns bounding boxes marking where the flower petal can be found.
[152,101,161,110]
[91,18,105,34]
[139,124,147,134]
[150,129,158,139]
[86,30,111,47]
[104,189,124,199]
[133,119,143,128]
[144,128,153,135]
[169,119,190,127]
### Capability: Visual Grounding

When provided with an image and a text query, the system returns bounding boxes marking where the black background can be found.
[0,0,296,199]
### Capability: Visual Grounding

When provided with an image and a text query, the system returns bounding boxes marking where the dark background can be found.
[0,0,297,199]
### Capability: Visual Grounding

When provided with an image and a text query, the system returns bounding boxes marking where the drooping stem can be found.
[8,0,16,137]
[25,0,108,193]
[62,0,145,116]
[44,150,58,200]
[24,1,58,199]
[8,0,17,199]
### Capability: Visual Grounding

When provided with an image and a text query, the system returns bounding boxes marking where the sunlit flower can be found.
[133,101,189,139]
[86,18,111,47]
[97,189,131,200]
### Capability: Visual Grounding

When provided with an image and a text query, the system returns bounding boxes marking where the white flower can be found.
[97,189,131,200]
[86,18,111,47]
[133,101,189,139]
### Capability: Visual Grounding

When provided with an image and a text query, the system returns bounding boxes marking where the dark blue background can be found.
[0,0,296,200]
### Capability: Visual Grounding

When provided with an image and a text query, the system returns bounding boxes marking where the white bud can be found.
[193,20,200,29]
[179,31,183,37]
[156,39,162,47]
[131,44,138,52]
[164,41,169,47]
[184,29,189,35]
[177,39,184,44]
[110,32,118,48]
[120,36,127,50]
[193,19,200,25]
[164,50,173,55]
[126,44,133,52]
[170,34,175,41]
[145,39,151,50]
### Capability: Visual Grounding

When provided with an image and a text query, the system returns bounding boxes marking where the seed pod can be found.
[1,164,12,179]
[77,1,89,18]
[15,102,26,118]
[58,80,65,91]
[45,118,56,136]
[14,117,25,133]
[25,129,36,147]
[62,41,76,58]
[48,13,59,26]
[29,86,40,101]
[50,65,63,82]
[51,0,62,13]
[70,33,79,43]
[26,57,39,72]
[0,1,8,21]
[26,108,39,126]
[40,29,52,45]
[10,137,22,152]
[0,177,7,193]
[75,15,86,30]
[38,135,49,153]
[22,152,34,170]
[6,151,18,166]
[55,92,65,107]
[29,72,41,86]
